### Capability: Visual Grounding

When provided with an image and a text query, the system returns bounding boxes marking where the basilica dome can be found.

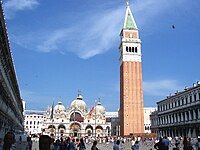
[54,102,65,112]
[71,94,86,111]
[94,101,105,114]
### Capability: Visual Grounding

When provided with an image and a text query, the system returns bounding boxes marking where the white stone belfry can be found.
[119,3,141,64]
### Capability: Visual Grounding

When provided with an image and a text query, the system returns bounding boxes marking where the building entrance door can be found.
[73,131,78,137]
[70,122,81,137]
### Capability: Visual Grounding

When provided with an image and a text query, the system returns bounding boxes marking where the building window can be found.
[183,113,185,122]
[198,93,200,100]
[126,46,128,52]
[129,47,131,52]
[132,47,134,52]
[191,110,193,120]
[37,121,39,125]
[186,97,188,104]
[135,47,138,53]
[26,121,28,124]
[195,109,198,119]
[181,98,184,105]
[190,95,192,103]
[186,112,189,121]
[30,121,32,125]
[194,94,197,101]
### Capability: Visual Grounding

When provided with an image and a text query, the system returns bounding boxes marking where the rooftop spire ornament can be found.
[78,89,82,96]
[126,0,129,6]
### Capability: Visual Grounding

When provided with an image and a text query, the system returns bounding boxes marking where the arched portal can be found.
[95,125,103,137]
[70,112,84,122]
[48,125,56,137]
[58,124,66,137]
[85,125,93,136]
[70,122,81,137]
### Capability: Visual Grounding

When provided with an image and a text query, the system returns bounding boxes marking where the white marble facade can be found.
[39,94,111,138]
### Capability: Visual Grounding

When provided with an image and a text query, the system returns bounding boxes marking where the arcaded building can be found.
[25,94,111,138]
[119,2,144,136]
[150,82,200,137]
[144,107,157,133]
[0,2,24,138]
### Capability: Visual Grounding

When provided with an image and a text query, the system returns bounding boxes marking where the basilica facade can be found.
[34,94,111,138]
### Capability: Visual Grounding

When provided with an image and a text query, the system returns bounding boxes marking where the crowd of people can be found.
[153,136,200,150]
[39,135,87,150]
[37,135,200,150]
[0,131,200,150]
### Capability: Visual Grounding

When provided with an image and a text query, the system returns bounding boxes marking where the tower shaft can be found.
[119,4,144,136]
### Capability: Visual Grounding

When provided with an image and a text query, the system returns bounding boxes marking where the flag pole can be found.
[94,99,97,140]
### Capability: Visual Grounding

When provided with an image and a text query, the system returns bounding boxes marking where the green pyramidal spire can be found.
[124,5,138,29]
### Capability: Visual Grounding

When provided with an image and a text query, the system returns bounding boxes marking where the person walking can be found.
[54,139,60,150]
[196,137,200,150]
[173,143,180,150]
[188,138,194,150]
[75,138,79,150]
[162,136,170,150]
[26,137,32,150]
[113,140,120,150]
[154,137,165,150]
[183,136,189,150]
[91,141,98,150]
[39,135,51,150]
[131,137,135,149]
[0,138,3,150]
[133,141,139,150]
[78,138,86,150]
[69,139,75,150]
[3,132,16,150]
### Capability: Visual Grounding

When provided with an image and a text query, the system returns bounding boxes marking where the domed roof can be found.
[54,102,65,112]
[71,94,86,111]
[94,101,105,114]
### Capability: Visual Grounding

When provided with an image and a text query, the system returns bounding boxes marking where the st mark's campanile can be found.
[119,2,144,136]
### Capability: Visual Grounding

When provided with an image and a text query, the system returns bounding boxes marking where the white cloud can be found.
[4,0,39,18]
[37,29,73,53]
[10,0,187,59]
[143,79,183,96]
[35,7,123,59]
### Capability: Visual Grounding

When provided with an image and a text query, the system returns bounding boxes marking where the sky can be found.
[2,0,200,111]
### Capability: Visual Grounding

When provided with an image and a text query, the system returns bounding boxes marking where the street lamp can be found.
[94,98,100,140]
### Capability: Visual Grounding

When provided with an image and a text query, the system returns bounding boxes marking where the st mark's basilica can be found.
[39,94,111,138]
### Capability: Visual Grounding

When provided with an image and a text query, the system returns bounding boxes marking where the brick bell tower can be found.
[119,1,144,136]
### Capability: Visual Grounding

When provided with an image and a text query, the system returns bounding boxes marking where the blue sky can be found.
[2,0,200,111]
